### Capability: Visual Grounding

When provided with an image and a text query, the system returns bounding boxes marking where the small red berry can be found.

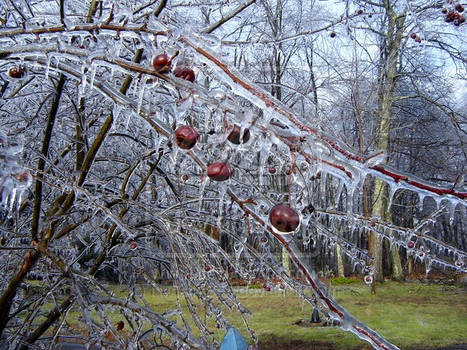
[116,321,124,331]
[268,167,276,174]
[8,65,26,78]
[407,241,415,249]
[130,241,137,250]
[269,204,300,233]
[442,8,448,13]
[174,126,199,149]
[174,66,195,82]
[181,174,189,181]
[455,3,464,12]
[279,283,285,289]
[415,36,422,43]
[285,167,294,175]
[207,162,231,181]
[410,33,417,39]
[152,53,170,73]
[204,265,211,272]
[446,11,457,22]
[330,32,336,38]
[227,125,250,144]
[357,9,364,14]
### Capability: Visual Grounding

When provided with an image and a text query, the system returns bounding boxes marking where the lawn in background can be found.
[45,280,467,349]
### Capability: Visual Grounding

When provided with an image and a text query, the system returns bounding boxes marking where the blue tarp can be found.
[219,327,248,350]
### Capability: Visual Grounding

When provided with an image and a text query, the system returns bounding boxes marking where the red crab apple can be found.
[152,53,170,73]
[453,17,464,26]
[174,66,195,82]
[445,11,457,22]
[269,204,300,233]
[407,241,415,249]
[207,162,231,181]
[8,65,26,78]
[174,125,199,149]
[227,125,251,144]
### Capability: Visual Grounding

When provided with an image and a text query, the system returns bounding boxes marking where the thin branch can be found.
[31,74,66,243]
[205,0,257,34]
[59,0,65,26]
[86,0,99,24]
[154,0,167,17]
[133,0,159,15]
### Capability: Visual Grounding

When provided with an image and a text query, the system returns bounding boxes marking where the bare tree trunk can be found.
[370,1,406,282]
[407,256,414,276]
[336,245,345,278]
[391,244,403,280]
[282,247,291,276]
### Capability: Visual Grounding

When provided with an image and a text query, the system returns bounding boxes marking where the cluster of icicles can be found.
[0,130,32,215]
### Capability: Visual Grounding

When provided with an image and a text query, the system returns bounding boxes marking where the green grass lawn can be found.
[219,281,467,349]
[47,280,467,349]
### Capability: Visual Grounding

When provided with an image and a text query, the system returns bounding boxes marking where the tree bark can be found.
[336,245,345,278]
[370,1,406,282]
